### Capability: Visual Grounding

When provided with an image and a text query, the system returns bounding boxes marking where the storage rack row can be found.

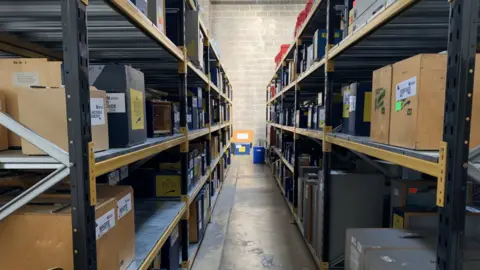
[0,0,233,269]
[265,0,479,269]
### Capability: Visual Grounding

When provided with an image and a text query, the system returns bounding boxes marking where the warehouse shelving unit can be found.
[266,0,479,269]
[0,0,233,269]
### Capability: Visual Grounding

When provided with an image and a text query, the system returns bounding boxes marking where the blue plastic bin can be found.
[233,143,251,155]
[253,147,265,164]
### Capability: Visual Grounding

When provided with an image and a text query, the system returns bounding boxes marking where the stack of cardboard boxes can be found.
[370,54,480,150]
[0,181,135,269]
[0,59,153,154]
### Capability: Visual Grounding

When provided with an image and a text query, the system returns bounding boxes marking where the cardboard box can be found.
[97,185,135,270]
[370,65,392,144]
[18,87,109,155]
[0,58,62,147]
[89,65,147,148]
[0,91,8,150]
[389,54,448,149]
[189,192,204,243]
[0,198,119,270]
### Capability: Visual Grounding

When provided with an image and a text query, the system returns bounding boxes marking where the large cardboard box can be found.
[389,54,448,150]
[0,198,119,270]
[97,185,135,270]
[370,65,392,144]
[0,58,62,147]
[0,91,8,150]
[18,87,109,155]
[389,54,480,150]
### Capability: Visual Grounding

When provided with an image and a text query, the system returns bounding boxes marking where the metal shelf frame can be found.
[265,0,480,269]
[0,0,234,269]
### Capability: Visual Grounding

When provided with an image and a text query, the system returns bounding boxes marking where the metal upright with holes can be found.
[62,0,97,268]
[437,0,479,269]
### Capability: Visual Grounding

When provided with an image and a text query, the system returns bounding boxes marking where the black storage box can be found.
[296,108,309,128]
[89,65,147,147]
[160,225,180,270]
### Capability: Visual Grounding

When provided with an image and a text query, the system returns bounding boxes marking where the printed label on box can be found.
[13,72,39,86]
[107,93,126,113]
[319,109,326,121]
[108,170,120,185]
[117,193,132,219]
[90,98,106,126]
[187,115,192,123]
[396,76,417,101]
[96,209,115,240]
[130,89,145,130]
[349,96,356,112]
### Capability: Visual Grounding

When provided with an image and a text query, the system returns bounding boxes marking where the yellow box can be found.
[155,174,181,196]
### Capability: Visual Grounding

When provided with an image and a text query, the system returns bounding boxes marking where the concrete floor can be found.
[192,155,316,270]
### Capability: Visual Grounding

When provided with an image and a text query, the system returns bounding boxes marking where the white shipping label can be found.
[174,112,180,122]
[396,77,417,101]
[237,133,249,140]
[187,115,192,123]
[108,170,120,185]
[107,93,126,113]
[13,72,39,86]
[117,193,132,219]
[90,98,106,126]
[96,209,116,240]
[349,96,356,112]
[393,188,400,197]
[319,109,326,121]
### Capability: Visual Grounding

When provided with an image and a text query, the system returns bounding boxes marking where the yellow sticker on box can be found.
[130,88,145,130]
[392,214,404,229]
[155,175,181,196]
[240,146,245,153]
[363,92,372,122]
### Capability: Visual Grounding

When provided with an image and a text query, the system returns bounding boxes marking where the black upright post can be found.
[293,85,300,208]
[320,0,337,268]
[437,1,479,270]
[177,0,189,265]
[61,0,97,269]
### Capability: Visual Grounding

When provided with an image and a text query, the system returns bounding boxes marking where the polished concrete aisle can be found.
[192,155,316,270]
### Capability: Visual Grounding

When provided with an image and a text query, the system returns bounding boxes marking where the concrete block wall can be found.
[210,1,304,144]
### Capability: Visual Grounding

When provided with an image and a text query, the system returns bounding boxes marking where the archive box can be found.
[89,64,147,148]
[342,82,372,136]
[370,64,392,144]
[160,224,180,270]
[146,100,173,137]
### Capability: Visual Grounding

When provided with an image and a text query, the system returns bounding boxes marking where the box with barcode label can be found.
[0,197,120,269]
[389,54,449,150]
[97,185,135,270]
[18,86,109,155]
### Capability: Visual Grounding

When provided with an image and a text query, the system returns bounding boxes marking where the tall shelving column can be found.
[437,0,479,269]
[61,1,97,268]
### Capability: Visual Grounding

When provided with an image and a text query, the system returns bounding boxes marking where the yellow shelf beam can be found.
[95,136,186,176]
[325,135,441,177]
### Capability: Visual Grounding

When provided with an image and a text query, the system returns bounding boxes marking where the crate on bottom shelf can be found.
[160,224,180,270]
[233,142,251,155]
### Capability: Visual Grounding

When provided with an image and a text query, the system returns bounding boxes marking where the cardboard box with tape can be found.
[0,197,119,270]
[389,54,480,150]
[18,86,109,155]
[0,58,62,147]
